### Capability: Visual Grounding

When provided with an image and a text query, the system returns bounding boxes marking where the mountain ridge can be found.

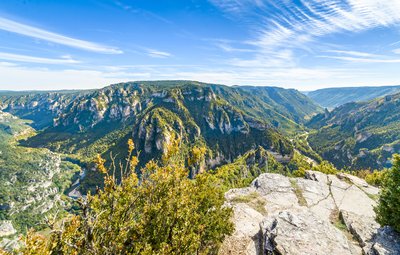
[0,81,321,193]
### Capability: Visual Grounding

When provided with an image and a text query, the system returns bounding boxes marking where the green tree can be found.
[20,139,233,255]
[375,154,400,232]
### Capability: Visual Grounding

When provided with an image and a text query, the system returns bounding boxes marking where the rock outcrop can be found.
[221,171,400,255]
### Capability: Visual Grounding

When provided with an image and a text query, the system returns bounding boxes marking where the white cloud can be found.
[0,52,80,64]
[393,48,400,54]
[147,50,172,58]
[0,17,123,54]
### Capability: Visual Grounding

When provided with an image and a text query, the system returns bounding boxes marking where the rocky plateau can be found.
[220,171,400,255]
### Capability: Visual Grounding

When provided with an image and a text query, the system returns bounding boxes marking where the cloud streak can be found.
[0,17,123,54]
[147,49,172,58]
[321,50,400,63]
[0,52,80,64]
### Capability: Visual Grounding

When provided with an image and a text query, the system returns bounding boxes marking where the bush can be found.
[365,170,388,187]
[20,139,234,255]
[312,160,337,175]
[375,154,400,232]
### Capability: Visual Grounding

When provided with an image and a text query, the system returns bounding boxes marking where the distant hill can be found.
[306,85,400,109]
[307,92,400,170]
[238,86,320,123]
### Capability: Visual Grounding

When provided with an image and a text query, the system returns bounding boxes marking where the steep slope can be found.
[0,81,320,134]
[0,81,321,170]
[0,111,80,238]
[307,93,400,169]
[306,85,400,109]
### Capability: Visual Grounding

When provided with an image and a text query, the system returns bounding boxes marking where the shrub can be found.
[20,139,234,255]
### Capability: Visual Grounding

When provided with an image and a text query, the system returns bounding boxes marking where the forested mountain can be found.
[306,85,400,109]
[307,92,400,170]
[0,81,320,192]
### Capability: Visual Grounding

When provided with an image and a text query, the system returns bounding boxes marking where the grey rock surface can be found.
[220,171,400,255]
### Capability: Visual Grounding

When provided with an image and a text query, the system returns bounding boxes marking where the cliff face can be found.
[0,82,306,171]
[221,171,400,255]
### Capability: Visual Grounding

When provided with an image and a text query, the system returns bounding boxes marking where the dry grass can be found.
[290,179,308,207]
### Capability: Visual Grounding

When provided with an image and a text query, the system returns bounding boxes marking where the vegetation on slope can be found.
[0,111,80,234]
[307,92,400,170]
[0,81,303,190]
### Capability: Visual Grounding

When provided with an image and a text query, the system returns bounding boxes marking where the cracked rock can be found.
[220,172,400,255]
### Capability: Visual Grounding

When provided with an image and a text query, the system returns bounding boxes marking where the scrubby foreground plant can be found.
[375,154,400,232]
[18,139,234,255]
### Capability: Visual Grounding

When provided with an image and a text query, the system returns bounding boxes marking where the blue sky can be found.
[1,0,400,90]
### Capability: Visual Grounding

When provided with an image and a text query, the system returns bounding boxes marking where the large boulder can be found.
[219,203,264,255]
[262,210,354,255]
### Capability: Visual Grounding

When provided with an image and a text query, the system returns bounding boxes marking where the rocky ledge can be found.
[220,171,400,255]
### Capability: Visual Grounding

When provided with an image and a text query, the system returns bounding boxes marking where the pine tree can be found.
[375,154,400,232]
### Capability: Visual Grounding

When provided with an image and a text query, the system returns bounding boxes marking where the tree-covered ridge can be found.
[306,85,400,109]
[0,81,320,134]
[307,92,400,170]
[0,81,318,178]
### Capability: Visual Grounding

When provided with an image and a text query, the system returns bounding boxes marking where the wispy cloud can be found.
[215,41,256,53]
[321,50,400,63]
[146,49,172,58]
[0,52,80,64]
[326,50,381,58]
[0,17,123,54]
[392,49,400,54]
[211,0,400,50]
[207,0,400,86]
[114,1,173,25]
